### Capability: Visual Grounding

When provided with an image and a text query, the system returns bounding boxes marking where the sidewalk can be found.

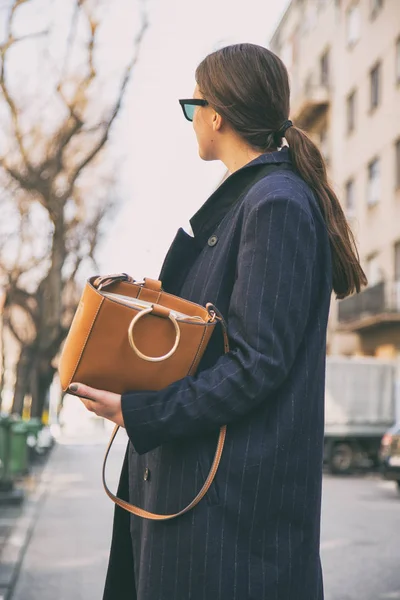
[0,453,49,600]
[1,419,128,600]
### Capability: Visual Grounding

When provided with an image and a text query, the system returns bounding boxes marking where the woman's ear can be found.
[212,111,223,132]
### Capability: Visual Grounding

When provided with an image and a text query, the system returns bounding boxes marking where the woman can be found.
[70,44,366,599]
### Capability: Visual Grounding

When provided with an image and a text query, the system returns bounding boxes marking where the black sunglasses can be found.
[179,99,209,122]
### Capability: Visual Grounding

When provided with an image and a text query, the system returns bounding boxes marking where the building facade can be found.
[270,0,400,358]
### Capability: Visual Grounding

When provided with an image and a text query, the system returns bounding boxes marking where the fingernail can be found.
[69,383,78,392]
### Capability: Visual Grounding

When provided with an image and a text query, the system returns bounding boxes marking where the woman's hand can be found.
[68,383,125,428]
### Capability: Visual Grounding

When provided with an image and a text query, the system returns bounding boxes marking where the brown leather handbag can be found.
[58,273,228,520]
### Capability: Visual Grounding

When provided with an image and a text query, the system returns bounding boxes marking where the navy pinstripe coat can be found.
[103,148,332,600]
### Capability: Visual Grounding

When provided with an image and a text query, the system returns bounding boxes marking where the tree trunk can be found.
[30,362,55,419]
[12,345,36,415]
[39,214,65,346]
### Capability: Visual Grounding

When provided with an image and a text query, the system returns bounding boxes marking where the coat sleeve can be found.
[121,194,317,455]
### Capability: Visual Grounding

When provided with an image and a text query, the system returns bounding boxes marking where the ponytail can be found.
[284,126,367,299]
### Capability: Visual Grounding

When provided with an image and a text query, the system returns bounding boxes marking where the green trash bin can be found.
[9,421,29,477]
[25,418,43,452]
[25,418,42,435]
[0,416,9,467]
[0,415,13,487]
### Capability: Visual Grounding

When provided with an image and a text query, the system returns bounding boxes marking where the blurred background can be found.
[0,0,399,599]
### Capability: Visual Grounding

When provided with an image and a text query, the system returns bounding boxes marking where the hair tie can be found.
[277,119,293,137]
[272,119,293,147]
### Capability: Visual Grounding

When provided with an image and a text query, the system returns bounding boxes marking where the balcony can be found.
[291,85,330,130]
[338,280,400,332]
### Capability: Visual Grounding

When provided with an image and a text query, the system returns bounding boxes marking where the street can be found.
[321,474,400,600]
[8,432,400,600]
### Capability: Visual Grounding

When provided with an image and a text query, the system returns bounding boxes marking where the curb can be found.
[0,451,54,600]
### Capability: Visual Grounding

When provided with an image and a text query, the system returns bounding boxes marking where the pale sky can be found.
[97,0,291,280]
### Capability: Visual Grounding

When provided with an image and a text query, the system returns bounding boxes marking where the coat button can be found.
[143,468,150,481]
[208,235,218,247]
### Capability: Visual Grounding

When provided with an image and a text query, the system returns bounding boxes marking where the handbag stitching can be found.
[67,296,105,388]
[187,323,211,376]
[137,287,162,305]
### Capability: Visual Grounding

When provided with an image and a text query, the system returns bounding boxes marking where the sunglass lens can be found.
[184,104,196,121]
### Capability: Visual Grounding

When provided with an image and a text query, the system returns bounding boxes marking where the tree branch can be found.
[42,113,83,185]
[67,6,149,190]
[59,0,83,81]
[0,157,37,189]
[56,2,97,121]
[4,314,24,345]
[0,0,47,169]
[3,284,38,325]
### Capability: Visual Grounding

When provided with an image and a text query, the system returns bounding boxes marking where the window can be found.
[395,139,400,188]
[345,179,355,216]
[367,254,381,286]
[367,158,380,206]
[396,37,400,84]
[370,0,383,19]
[346,90,356,133]
[320,49,330,87]
[370,62,381,110]
[346,3,360,47]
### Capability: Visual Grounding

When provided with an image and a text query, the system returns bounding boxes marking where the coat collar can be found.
[189,148,292,247]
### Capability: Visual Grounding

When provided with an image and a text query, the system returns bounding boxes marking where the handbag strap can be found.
[102,304,229,520]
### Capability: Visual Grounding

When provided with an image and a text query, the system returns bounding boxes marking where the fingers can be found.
[68,382,102,402]
[68,383,123,426]
[79,397,97,414]
[68,383,102,416]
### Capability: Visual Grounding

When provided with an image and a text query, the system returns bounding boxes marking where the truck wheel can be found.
[329,443,354,475]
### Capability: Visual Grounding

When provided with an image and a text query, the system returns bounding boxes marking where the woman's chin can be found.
[198,147,216,162]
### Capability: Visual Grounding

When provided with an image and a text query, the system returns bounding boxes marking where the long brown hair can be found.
[195,43,367,299]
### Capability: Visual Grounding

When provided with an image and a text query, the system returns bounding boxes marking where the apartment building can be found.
[270,0,400,357]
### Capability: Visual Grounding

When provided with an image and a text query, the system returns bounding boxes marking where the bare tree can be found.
[0,0,148,417]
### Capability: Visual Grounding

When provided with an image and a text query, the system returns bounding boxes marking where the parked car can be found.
[380,424,400,493]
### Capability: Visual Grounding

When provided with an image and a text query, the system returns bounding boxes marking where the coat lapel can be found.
[189,149,292,248]
[158,227,201,295]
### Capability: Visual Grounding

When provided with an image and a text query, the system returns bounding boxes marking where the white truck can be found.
[324,356,399,474]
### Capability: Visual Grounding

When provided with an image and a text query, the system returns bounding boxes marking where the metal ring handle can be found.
[127,307,181,362]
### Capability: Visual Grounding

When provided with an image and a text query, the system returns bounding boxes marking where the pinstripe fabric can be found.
[103,148,332,600]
